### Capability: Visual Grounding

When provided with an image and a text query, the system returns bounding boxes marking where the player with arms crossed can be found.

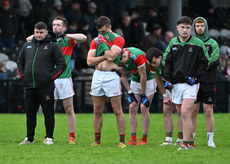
[87,16,126,148]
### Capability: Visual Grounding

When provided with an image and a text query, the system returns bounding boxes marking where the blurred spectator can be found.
[75,20,92,69]
[0,0,18,49]
[29,0,52,32]
[188,0,214,16]
[114,12,132,47]
[83,1,98,38]
[129,7,145,48]
[145,7,162,33]
[142,24,162,52]
[217,46,230,81]
[81,0,103,16]
[49,0,64,27]
[0,62,7,112]
[155,31,174,52]
[113,0,134,25]
[64,0,81,29]
[188,0,215,28]
[99,0,113,18]
[16,0,33,39]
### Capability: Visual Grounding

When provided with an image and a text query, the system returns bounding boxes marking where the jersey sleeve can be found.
[89,39,97,51]
[69,38,77,48]
[134,55,146,68]
[112,36,125,52]
[209,40,220,66]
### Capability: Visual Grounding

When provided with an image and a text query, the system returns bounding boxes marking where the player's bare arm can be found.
[104,46,121,62]
[137,65,147,95]
[153,73,171,104]
[87,50,106,66]
[120,68,132,91]
[66,33,87,43]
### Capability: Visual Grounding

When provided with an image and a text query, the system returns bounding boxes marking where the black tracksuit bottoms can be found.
[24,87,55,142]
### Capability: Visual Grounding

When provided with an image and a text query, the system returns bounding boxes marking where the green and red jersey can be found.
[57,37,76,78]
[147,60,165,77]
[89,31,125,66]
[119,47,154,82]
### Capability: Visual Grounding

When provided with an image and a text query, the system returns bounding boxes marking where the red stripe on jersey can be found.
[61,38,76,56]
[62,46,74,56]
[17,69,22,79]
[113,37,125,54]
[51,70,63,80]
[134,55,146,67]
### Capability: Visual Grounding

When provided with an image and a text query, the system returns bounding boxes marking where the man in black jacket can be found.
[17,21,66,145]
[164,16,209,150]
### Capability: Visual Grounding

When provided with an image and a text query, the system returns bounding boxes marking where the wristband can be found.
[128,90,133,94]
[163,93,169,98]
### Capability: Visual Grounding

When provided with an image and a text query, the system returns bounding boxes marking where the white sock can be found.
[207,132,214,142]
[177,138,183,142]
[193,132,196,140]
[166,137,172,142]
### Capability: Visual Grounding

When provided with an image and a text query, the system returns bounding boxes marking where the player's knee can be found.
[114,108,123,116]
[205,109,213,117]
[64,104,73,115]
[129,104,138,113]
[181,110,190,119]
[163,107,172,116]
[140,105,149,114]
[129,102,138,110]
[94,109,103,116]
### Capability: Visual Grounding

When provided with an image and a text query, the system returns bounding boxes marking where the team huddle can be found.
[17,15,219,150]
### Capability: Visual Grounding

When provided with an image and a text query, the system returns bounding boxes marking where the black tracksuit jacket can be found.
[163,36,209,84]
[17,35,66,89]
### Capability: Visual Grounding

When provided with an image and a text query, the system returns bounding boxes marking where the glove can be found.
[56,33,66,38]
[185,77,197,86]
[140,94,150,107]
[164,80,173,91]
[128,92,138,103]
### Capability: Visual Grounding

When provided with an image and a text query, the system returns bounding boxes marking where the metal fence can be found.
[0,79,230,113]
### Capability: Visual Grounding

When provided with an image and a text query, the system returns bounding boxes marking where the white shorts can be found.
[130,79,157,96]
[166,89,172,99]
[172,83,200,104]
[54,77,75,100]
[90,70,122,97]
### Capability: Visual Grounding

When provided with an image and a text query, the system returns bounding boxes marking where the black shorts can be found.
[196,83,216,104]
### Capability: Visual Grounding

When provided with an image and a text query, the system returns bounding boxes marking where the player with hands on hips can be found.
[147,47,183,146]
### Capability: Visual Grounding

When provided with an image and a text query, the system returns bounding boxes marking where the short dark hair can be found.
[177,16,192,25]
[34,21,47,30]
[54,16,68,27]
[96,16,111,29]
[146,47,163,62]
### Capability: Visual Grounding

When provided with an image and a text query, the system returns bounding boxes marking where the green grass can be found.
[0,113,229,164]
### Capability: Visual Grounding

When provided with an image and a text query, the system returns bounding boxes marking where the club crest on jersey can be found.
[206,45,210,51]
[105,34,109,39]
[45,95,51,100]
[188,47,193,52]
[44,45,48,50]
[172,47,178,51]
[208,97,212,102]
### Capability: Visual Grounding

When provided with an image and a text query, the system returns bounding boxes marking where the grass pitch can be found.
[0,113,229,164]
